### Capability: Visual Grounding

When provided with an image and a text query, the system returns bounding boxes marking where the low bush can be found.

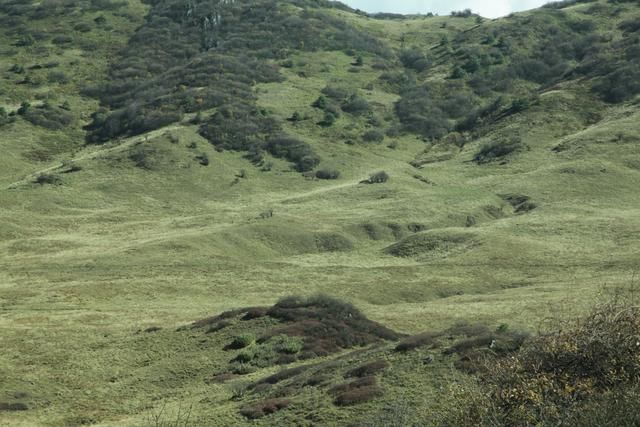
[452,300,640,426]
[34,173,61,185]
[500,193,537,214]
[334,385,383,406]
[330,376,377,394]
[593,65,640,103]
[0,402,28,411]
[74,22,92,33]
[363,171,389,184]
[240,398,291,419]
[341,95,370,115]
[362,129,384,143]
[265,136,320,172]
[195,153,209,166]
[47,71,69,84]
[255,365,309,386]
[206,320,232,334]
[345,360,389,378]
[395,332,441,352]
[619,18,640,33]
[315,169,340,180]
[228,334,255,350]
[270,334,304,354]
[451,9,473,17]
[400,48,430,72]
[474,137,525,164]
[23,103,73,130]
[242,308,269,320]
[190,307,263,329]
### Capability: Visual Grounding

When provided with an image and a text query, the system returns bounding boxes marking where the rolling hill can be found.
[0,0,639,425]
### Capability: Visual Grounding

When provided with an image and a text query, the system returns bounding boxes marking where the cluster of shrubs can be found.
[395,81,479,140]
[448,299,640,426]
[83,0,390,172]
[239,398,291,419]
[361,171,389,184]
[451,9,473,18]
[330,376,384,406]
[264,136,320,172]
[391,4,640,142]
[474,136,526,164]
[312,85,371,127]
[315,169,340,180]
[399,48,430,72]
[19,102,73,130]
[263,295,400,358]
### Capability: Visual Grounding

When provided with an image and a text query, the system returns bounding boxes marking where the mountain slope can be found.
[0,0,639,425]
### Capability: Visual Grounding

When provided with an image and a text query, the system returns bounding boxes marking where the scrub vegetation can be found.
[1,0,639,425]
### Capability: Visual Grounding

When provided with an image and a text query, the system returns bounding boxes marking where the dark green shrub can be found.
[619,18,640,33]
[345,360,389,378]
[318,112,337,127]
[474,137,525,164]
[22,103,73,130]
[341,95,370,115]
[0,402,28,411]
[399,48,430,72]
[500,193,537,214]
[35,173,61,185]
[315,169,340,180]
[362,129,384,143]
[593,65,640,103]
[74,22,92,33]
[265,136,320,172]
[510,97,531,113]
[17,102,30,116]
[451,9,473,17]
[364,171,389,184]
[229,334,255,350]
[195,153,209,166]
[240,399,291,419]
[51,35,72,45]
[47,71,69,84]
[395,86,452,139]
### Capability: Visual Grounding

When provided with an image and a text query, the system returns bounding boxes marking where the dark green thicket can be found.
[394,4,640,143]
[84,0,390,171]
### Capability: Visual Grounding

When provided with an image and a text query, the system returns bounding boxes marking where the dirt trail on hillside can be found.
[5,125,183,189]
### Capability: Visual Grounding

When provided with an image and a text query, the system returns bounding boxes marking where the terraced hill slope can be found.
[0,0,639,425]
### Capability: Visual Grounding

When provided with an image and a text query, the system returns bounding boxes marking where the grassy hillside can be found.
[0,0,639,425]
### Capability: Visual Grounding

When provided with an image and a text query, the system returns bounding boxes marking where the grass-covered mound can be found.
[190,295,401,374]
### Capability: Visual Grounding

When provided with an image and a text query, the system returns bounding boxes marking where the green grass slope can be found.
[0,0,639,425]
